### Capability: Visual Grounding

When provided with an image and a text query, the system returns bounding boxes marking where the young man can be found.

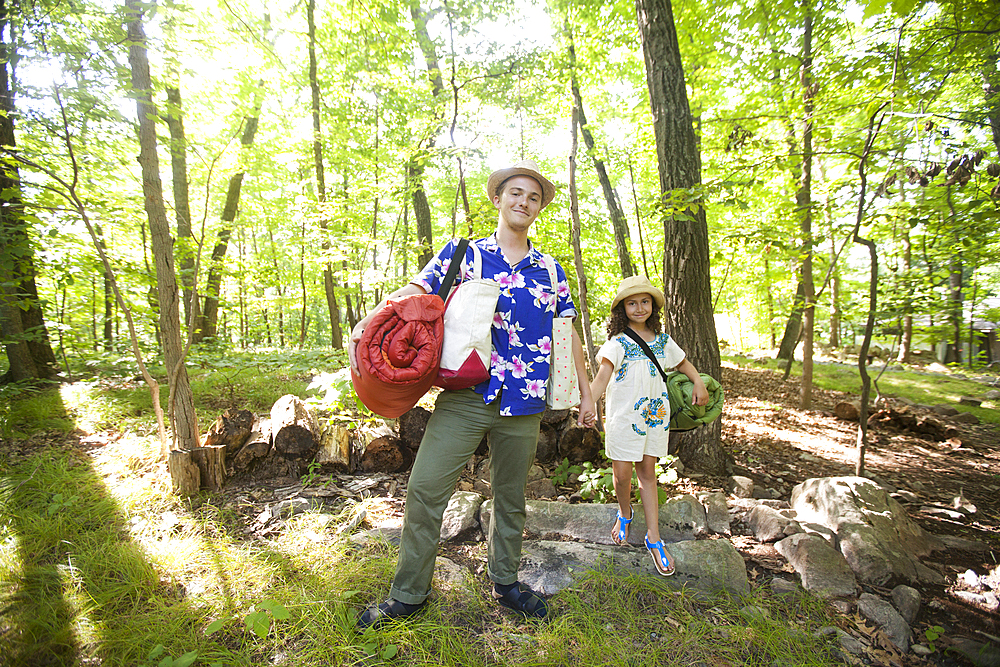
[349,159,595,629]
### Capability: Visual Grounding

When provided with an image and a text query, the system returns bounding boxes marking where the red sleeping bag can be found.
[351,293,445,418]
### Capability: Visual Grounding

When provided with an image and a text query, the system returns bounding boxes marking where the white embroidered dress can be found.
[597,332,686,461]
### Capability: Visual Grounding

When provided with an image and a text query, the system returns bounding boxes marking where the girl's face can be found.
[623,293,654,327]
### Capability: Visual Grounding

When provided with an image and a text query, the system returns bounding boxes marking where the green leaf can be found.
[269,603,290,621]
[205,619,225,635]
[381,644,398,659]
[246,610,270,639]
[173,651,199,667]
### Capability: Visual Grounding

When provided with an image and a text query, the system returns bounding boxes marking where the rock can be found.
[748,505,796,542]
[770,577,802,598]
[535,423,560,462]
[728,475,755,498]
[953,412,980,424]
[986,389,1000,401]
[858,592,910,652]
[433,556,476,595]
[933,404,959,416]
[775,533,857,598]
[911,644,933,656]
[516,538,748,597]
[891,584,921,624]
[959,396,982,407]
[800,522,836,545]
[696,491,731,536]
[526,478,558,499]
[440,491,483,542]
[892,489,920,503]
[949,637,1000,667]
[790,477,944,585]
[937,534,992,552]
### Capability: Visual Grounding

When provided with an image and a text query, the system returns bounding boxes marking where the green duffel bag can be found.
[666,371,724,432]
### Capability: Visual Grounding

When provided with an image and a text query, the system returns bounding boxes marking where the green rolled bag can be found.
[665,371,724,432]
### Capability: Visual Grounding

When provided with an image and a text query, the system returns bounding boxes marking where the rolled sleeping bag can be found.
[351,293,445,418]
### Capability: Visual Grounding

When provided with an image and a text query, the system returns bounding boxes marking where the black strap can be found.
[437,238,470,302]
[622,327,669,385]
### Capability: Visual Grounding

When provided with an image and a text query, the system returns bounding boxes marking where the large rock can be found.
[517,538,748,597]
[774,533,857,598]
[440,491,484,542]
[748,505,797,542]
[481,497,715,546]
[790,477,943,585]
[858,593,910,652]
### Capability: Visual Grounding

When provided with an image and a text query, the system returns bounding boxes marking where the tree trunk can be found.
[797,0,815,410]
[945,185,962,364]
[165,86,196,327]
[409,156,435,268]
[307,0,343,349]
[195,88,263,343]
[566,27,635,278]
[0,0,58,384]
[569,105,598,374]
[635,0,727,476]
[126,0,200,452]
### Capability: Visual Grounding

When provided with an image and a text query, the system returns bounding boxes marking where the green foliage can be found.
[143,646,198,667]
[550,457,583,486]
[924,624,946,652]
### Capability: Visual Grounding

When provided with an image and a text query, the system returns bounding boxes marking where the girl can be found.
[587,276,708,576]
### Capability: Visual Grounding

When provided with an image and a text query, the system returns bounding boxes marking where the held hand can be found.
[577,395,597,427]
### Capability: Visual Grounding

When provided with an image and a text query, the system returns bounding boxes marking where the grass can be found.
[0,437,844,666]
[5,347,994,665]
[728,352,1000,424]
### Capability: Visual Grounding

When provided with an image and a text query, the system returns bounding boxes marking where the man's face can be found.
[493,175,543,232]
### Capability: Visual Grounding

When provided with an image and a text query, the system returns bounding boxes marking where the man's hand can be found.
[577,395,597,428]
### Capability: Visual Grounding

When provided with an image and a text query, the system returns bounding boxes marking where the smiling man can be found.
[350,159,595,629]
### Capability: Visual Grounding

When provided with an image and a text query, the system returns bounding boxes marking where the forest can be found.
[2,0,1000,433]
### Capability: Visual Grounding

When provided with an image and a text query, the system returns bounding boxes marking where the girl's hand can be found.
[692,381,710,406]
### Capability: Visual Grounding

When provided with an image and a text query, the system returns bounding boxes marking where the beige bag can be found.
[542,257,580,409]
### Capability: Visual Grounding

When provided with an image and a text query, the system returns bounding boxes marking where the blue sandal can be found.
[645,535,675,576]
[612,505,633,546]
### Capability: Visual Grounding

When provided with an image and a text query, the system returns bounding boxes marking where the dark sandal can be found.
[645,535,676,576]
[355,598,425,631]
[492,582,548,620]
[612,505,633,546]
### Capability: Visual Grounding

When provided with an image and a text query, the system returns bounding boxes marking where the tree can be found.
[635,0,727,475]
[125,0,200,454]
[0,0,59,384]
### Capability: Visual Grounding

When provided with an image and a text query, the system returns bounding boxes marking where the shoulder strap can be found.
[541,254,558,313]
[437,238,470,302]
[622,328,669,385]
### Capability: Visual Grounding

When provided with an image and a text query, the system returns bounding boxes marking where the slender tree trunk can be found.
[165,86,195,327]
[307,0,343,348]
[569,105,597,373]
[196,87,263,343]
[566,26,635,278]
[0,0,58,384]
[945,185,962,364]
[797,0,815,409]
[126,0,199,452]
[635,0,727,475]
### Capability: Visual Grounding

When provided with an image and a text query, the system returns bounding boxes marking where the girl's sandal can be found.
[645,535,676,576]
[612,505,633,546]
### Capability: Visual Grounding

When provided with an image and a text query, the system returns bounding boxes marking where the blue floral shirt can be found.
[414,234,576,416]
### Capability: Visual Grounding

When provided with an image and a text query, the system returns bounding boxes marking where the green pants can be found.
[388,389,542,605]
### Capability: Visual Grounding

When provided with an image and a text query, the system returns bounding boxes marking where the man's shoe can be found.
[356,598,426,631]
[492,582,548,620]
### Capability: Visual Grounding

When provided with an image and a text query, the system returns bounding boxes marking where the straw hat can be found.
[485,159,556,209]
[611,275,665,310]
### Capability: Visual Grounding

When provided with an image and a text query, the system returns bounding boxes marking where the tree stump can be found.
[535,423,559,462]
[168,450,200,496]
[834,400,862,421]
[558,426,601,463]
[191,444,227,491]
[399,406,432,448]
[271,395,320,459]
[360,436,413,473]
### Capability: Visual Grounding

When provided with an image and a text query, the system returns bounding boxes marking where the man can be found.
[349,159,595,629]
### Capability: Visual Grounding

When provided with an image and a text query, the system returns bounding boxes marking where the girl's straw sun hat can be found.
[611,275,666,310]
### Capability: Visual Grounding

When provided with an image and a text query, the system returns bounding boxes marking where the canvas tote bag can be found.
[542,257,581,409]
[436,239,502,391]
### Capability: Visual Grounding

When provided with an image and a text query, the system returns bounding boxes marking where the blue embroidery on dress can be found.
[614,364,628,382]
[619,334,670,361]
[632,423,646,436]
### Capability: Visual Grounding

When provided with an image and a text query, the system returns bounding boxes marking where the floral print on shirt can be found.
[415,234,576,416]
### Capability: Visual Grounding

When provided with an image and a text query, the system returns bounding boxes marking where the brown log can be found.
[399,406,432,448]
[191,444,226,491]
[203,408,254,450]
[233,438,271,470]
[360,436,413,473]
[834,400,861,421]
[270,395,320,459]
[168,449,200,496]
[558,426,601,463]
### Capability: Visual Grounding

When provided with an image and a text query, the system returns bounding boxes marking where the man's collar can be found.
[483,233,545,265]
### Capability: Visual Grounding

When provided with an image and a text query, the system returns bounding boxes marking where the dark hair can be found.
[606,299,662,338]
